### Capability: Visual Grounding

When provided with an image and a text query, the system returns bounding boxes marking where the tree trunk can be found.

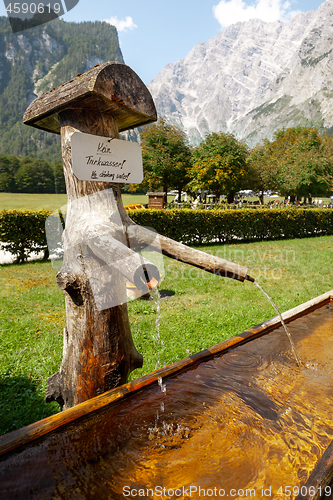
[259,191,264,205]
[163,183,168,207]
[227,192,235,204]
[178,187,182,204]
[45,110,143,410]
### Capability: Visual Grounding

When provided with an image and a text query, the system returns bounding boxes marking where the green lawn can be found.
[0,193,68,211]
[1,192,332,211]
[0,192,153,211]
[0,236,332,436]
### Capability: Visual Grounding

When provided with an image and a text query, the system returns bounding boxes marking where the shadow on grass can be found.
[140,289,175,301]
[0,375,60,437]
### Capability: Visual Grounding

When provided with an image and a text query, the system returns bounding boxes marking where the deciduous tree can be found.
[190,132,249,203]
[248,126,333,202]
[139,118,192,203]
[15,157,54,193]
[0,155,20,192]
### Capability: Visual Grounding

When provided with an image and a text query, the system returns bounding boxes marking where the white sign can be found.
[71,132,143,183]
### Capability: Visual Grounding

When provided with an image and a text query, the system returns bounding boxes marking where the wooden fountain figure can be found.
[24,62,254,411]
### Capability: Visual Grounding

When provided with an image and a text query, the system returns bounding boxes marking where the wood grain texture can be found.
[125,222,251,282]
[23,62,157,134]
[46,110,144,410]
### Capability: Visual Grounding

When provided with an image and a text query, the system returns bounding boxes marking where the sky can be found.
[0,0,327,84]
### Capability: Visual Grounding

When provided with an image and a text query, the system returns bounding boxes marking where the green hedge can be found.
[0,209,51,263]
[128,208,333,245]
[1,208,333,263]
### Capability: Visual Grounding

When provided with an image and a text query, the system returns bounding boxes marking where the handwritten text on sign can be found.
[71,132,143,183]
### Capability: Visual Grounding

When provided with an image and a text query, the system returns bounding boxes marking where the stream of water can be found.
[254,280,302,367]
[150,287,166,397]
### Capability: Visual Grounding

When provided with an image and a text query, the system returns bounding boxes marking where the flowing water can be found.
[150,287,166,398]
[1,303,333,499]
[254,281,302,367]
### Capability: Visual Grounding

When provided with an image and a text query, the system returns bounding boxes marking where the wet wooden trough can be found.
[1,290,333,500]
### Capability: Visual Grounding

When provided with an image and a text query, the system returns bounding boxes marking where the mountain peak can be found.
[148,2,332,146]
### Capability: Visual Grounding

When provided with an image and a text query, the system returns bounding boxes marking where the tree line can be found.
[0,155,66,193]
[139,119,333,204]
[0,154,145,195]
[2,119,333,201]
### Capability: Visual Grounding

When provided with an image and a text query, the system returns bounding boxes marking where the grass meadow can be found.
[1,192,332,211]
[0,192,150,211]
[1,235,333,435]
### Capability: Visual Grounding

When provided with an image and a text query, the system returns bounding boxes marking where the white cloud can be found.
[213,0,301,29]
[104,16,137,32]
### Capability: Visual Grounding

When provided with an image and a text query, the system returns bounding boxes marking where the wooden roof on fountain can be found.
[23,62,157,134]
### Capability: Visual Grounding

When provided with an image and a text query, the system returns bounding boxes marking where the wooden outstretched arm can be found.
[124,222,254,283]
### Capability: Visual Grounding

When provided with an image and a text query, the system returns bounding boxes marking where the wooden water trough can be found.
[1,290,333,499]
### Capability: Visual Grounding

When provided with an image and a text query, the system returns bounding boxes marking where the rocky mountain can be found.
[148,0,333,147]
[0,17,123,160]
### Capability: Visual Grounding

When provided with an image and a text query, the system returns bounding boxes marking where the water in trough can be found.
[1,302,333,499]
